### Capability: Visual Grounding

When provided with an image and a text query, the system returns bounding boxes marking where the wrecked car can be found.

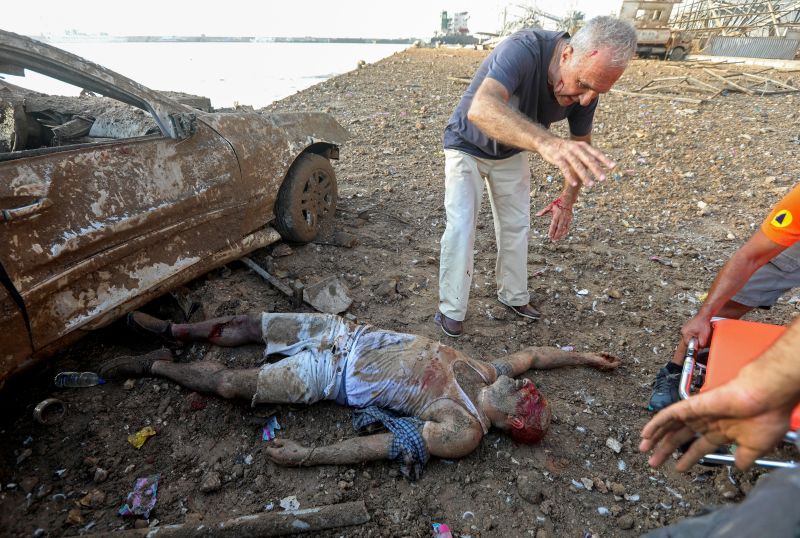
[0,30,348,387]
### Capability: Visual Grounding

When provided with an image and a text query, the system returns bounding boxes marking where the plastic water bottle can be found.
[54,372,106,388]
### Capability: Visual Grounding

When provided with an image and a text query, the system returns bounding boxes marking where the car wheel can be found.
[668,47,686,61]
[274,153,337,243]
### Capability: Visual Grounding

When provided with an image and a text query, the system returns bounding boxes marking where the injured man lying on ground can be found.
[102,312,620,479]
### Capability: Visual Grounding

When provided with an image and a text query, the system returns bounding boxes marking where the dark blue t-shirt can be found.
[443,29,598,160]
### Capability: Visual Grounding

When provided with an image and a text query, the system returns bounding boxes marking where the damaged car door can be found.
[0,32,251,376]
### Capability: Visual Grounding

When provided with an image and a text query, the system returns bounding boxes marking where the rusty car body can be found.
[0,30,348,386]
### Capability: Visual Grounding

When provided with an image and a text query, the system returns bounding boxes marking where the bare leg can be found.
[668,300,753,366]
[171,314,262,347]
[151,360,258,401]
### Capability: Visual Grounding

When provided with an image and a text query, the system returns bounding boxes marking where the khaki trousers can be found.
[438,148,531,321]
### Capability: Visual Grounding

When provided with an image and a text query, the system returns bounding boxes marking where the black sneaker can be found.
[648,366,681,412]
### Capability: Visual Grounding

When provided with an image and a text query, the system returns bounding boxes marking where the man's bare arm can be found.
[265,416,483,466]
[266,435,394,466]
[682,230,786,348]
[494,347,620,377]
[467,78,614,188]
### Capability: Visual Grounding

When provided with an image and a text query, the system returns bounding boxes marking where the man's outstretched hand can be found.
[536,200,573,241]
[583,352,621,371]
[265,439,311,466]
[536,136,616,188]
[639,380,792,471]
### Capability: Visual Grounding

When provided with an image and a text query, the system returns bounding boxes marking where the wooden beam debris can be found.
[702,69,755,95]
[241,256,295,297]
[447,76,472,84]
[610,88,706,104]
[87,501,371,537]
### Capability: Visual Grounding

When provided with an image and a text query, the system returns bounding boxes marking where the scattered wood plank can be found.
[610,89,705,104]
[241,256,294,297]
[447,76,472,84]
[739,72,799,91]
[87,501,370,537]
[702,69,754,95]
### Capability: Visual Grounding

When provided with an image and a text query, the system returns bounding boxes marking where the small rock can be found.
[231,464,244,480]
[134,519,149,529]
[200,472,222,493]
[610,482,626,496]
[123,379,136,390]
[303,276,352,314]
[33,529,46,538]
[35,483,52,499]
[618,514,635,530]
[580,477,594,490]
[535,529,550,538]
[375,278,398,297]
[598,506,610,516]
[606,437,622,453]
[188,393,207,411]
[280,495,300,511]
[94,468,108,483]
[271,243,293,257]
[16,448,32,465]
[488,306,509,320]
[517,472,545,504]
[66,508,83,525]
[540,499,555,515]
[415,121,425,130]
[607,289,622,299]
[19,477,38,494]
[714,472,740,499]
[593,478,608,493]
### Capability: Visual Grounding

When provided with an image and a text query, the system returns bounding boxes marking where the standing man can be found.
[648,183,800,411]
[436,16,637,338]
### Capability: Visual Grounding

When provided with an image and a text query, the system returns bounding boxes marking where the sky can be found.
[4,1,624,39]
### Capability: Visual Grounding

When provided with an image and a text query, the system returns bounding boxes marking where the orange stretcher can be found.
[679,318,799,469]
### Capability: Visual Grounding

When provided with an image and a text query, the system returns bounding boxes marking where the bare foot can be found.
[584,352,621,371]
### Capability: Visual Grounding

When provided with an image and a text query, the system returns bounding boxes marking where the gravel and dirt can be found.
[2,47,799,537]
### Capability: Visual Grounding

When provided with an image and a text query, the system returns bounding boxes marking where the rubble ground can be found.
[2,48,799,537]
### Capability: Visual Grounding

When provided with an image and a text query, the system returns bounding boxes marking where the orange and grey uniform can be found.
[733,183,800,308]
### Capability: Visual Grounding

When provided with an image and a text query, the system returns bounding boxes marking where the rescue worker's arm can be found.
[681,229,786,348]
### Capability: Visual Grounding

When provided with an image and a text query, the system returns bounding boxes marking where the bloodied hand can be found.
[265,439,311,466]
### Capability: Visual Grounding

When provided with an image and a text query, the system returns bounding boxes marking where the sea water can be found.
[6,41,409,109]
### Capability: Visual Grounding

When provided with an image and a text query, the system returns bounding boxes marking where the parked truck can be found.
[619,0,693,60]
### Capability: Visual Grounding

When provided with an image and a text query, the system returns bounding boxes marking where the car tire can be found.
[273,153,337,243]
[668,47,686,61]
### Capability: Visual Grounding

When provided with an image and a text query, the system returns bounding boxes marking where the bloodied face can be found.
[481,376,551,444]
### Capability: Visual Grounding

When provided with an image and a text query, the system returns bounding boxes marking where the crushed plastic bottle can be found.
[54,372,106,388]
